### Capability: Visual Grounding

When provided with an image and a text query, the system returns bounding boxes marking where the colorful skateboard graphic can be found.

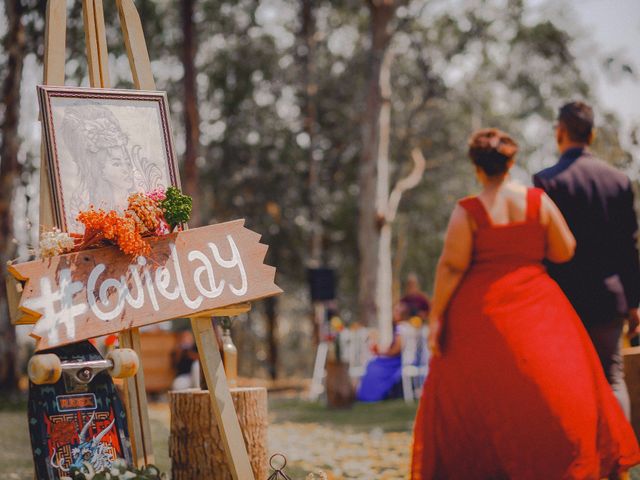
[28,341,137,479]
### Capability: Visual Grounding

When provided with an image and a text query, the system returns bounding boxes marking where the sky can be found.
[537,0,640,146]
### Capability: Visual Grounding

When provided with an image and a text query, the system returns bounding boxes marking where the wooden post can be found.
[169,387,268,480]
[39,0,67,231]
[190,316,256,480]
[325,359,355,409]
[116,0,157,90]
[119,328,154,466]
[82,0,110,88]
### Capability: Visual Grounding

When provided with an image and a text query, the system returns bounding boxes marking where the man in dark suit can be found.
[534,101,640,418]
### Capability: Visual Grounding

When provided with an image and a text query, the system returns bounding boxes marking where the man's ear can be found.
[556,124,564,145]
[587,129,595,145]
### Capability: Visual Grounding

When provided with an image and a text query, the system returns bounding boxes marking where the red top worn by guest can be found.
[411,188,640,479]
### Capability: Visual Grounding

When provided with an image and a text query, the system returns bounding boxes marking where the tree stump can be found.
[623,347,640,439]
[169,387,268,479]
[325,360,355,408]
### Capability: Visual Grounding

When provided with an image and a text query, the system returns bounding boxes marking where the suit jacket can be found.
[533,147,640,326]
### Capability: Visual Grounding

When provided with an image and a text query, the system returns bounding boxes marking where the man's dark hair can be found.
[558,101,594,143]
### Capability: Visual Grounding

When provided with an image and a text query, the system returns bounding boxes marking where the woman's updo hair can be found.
[467,128,518,176]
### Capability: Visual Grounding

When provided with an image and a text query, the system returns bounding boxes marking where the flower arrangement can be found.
[76,207,150,257]
[160,186,192,229]
[38,187,193,258]
[39,228,75,257]
[409,315,423,328]
[68,459,165,479]
[326,315,345,363]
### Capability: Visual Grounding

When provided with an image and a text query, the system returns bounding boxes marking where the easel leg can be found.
[119,328,154,467]
[191,316,255,480]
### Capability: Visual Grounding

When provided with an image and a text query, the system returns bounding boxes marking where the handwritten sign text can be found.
[9,220,281,350]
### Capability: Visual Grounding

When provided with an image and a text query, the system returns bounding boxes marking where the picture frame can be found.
[37,85,181,232]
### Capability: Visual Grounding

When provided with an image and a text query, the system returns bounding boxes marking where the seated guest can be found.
[171,330,200,390]
[401,273,431,321]
[356,303,408,402]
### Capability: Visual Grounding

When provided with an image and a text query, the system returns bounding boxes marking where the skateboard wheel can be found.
[28,354,62,385]
[107,348,139,378]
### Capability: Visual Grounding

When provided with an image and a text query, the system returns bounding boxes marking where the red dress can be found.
[411,188,640,479]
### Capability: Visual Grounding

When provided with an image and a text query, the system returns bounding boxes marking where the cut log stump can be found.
[326,360,355,409]
[169,387,268,480]
[623,346,640,440]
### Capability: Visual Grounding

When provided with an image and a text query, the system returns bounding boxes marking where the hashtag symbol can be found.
[27,268,88,345]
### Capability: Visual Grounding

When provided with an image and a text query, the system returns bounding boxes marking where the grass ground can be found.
[269,397,417,432]
[2,396,639,479]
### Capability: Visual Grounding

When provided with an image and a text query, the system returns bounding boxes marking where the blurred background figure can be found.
[401,273,431,322]
[171,330,200,390]
[534,101,640,418]
[356,302,408,402]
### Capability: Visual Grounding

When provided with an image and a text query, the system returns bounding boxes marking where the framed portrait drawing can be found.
[37,86,181,232]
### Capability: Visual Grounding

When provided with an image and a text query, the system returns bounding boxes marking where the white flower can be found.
[39,228,75,258]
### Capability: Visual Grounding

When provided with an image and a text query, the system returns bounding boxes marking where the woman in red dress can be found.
[411,128,640,479]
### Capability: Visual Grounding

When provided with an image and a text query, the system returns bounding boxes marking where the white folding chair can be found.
[309,327,372,401]
[345,327,371,381]
[400,323,430,402]
[308,341,329,401]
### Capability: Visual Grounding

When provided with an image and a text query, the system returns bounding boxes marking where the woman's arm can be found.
[428,204,473,356]
[379,334,403,357]
[540,193,576,263]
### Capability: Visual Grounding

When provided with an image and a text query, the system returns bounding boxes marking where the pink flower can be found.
[146,188,167,202]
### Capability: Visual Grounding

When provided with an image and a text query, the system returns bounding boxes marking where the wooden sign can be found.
[9,220,281,350]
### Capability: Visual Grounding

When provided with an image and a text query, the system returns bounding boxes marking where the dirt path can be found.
[269,422,411,479]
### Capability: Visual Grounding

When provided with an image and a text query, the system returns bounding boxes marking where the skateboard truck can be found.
[28,348,139,389]
[60,359,116,384]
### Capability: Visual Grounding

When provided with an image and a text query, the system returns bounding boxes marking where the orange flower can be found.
[76,206,151,257]
[127,192,163,233]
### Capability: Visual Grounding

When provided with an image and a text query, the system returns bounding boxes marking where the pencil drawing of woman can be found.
[59,104,166,230]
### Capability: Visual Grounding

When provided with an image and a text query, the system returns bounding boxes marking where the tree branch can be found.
[386,147,427,222]
[395,1,427,34]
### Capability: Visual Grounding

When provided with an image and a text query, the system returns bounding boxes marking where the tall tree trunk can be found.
[181,0,201,225]
[265,296,278,380]
[0,0,26,393]
[392,217,408,304]
[299,0,325,349]
[357,2,396,347]
[300,0,321,264]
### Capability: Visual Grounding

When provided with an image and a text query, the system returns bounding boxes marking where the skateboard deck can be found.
[28,341,133,479]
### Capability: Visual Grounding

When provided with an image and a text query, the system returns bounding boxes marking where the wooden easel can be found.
[38,1,255,478]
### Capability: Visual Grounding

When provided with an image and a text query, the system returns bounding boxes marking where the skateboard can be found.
[27,341,138,479]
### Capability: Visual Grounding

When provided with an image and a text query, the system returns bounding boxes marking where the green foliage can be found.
[270,397,417,433]
[160,187,193,229]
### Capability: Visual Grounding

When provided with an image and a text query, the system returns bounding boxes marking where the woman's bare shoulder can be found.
[503,181,528,196]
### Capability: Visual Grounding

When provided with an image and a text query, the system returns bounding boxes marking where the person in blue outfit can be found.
[357,302,408,402]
